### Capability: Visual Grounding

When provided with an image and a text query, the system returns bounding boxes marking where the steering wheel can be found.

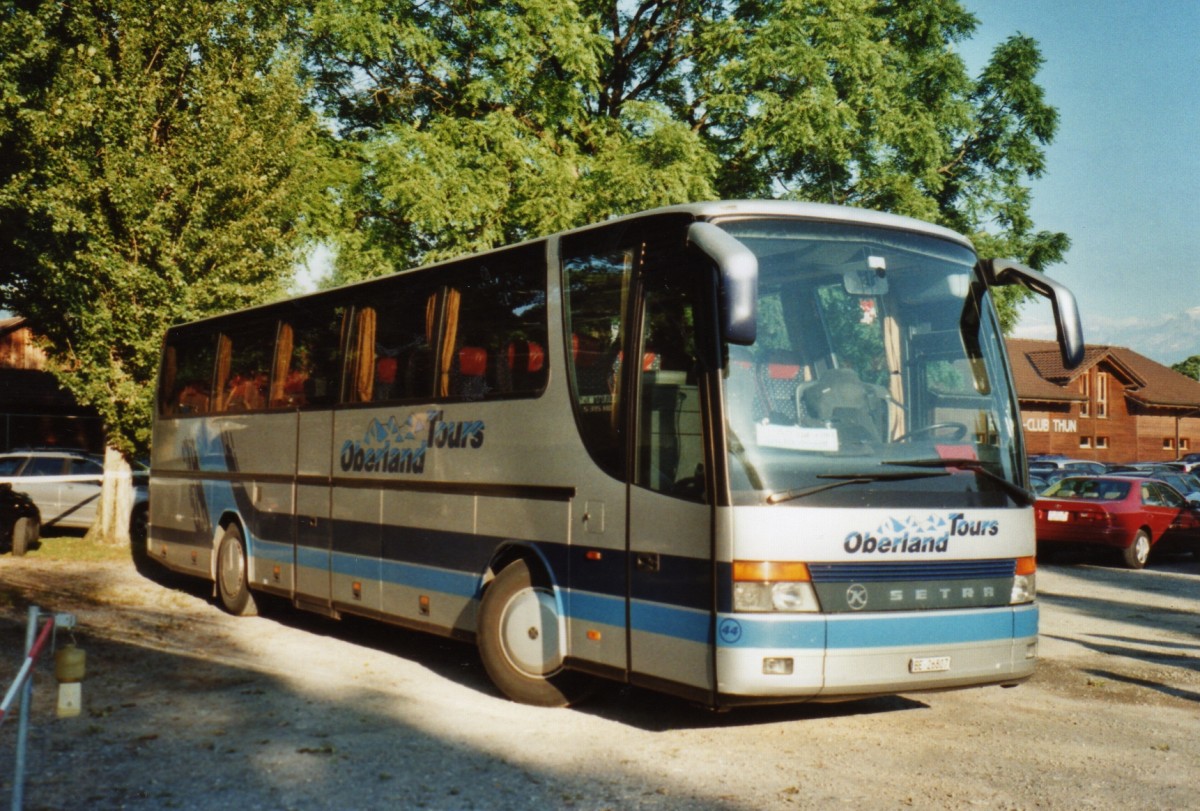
[894,422,969,443]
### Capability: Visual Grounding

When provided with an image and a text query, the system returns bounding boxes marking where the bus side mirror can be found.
[978,258,1085,369]
[687,222,758,346]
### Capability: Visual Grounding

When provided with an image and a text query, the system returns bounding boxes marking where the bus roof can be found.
[580,200,974,250]
[165,200,975,332]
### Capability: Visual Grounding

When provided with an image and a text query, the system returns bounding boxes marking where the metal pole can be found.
[12,605,39,811]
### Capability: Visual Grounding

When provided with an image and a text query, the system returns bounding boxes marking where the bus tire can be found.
[217,525,258,616]
[478,559,590,707]
[130,504,149,558]
[11,516,37,557]
[1121,529,1151,569]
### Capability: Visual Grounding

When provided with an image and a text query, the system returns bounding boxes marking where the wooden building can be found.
[0,316,103,452]
[1007,338,1200,463]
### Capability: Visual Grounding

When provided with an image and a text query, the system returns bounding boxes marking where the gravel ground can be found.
[1,551,1198,810]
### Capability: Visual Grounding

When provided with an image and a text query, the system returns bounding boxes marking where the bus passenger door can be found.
[295,410,333,608]
[626,265,716,700]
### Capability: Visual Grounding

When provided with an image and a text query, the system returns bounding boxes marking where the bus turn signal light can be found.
[733,561,811,582]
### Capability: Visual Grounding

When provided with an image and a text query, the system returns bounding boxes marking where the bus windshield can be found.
[717,218,1022,508]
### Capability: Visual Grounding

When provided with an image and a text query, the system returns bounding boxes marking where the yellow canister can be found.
[54,644,87,683]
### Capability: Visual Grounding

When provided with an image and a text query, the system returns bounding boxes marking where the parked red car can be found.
[1035,476,1200,568]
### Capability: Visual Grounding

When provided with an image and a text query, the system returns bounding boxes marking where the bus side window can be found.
[161,333,216,416]
[215,322,275,412]
[272,302,345,408]
[562,246,632,479]
[446,245,549,400]
[343,274,438,404]
[636,269,705,502]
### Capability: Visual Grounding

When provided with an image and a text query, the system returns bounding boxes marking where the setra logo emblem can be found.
[845,583,869,611]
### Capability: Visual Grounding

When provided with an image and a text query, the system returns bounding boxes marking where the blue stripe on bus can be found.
[568,591,713,645]
[717,608,1029,650]
[567,589,625,628]
[631,600,712,644]
[716,615,826,649]
[826,610,1015,649]
[253,538,293,565]
[333,553,380,581]
[295,544,328,572]
[377,558,479,598]
[1013,604,1038,638]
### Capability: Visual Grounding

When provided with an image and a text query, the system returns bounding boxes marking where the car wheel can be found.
[130,504,149,558]
[216,524,258,616]
[1122,529,1151,569]
[477,559,592,707]
[11,516,38,557]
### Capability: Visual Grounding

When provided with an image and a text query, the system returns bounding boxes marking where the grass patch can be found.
[26,533,132,563]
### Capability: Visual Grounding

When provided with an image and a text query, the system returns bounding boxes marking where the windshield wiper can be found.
[882,457,1033,506]
[726,427,765,492]
[766,470,949,505]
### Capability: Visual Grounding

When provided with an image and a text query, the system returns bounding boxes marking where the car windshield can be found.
[716,218,1023,508]
[1044,478,1129,501]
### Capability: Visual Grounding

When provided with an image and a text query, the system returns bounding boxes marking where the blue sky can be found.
[959,1,1200,367]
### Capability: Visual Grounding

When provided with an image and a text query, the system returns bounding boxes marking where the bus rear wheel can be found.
[478,559,591,707]
[217,525,258,616]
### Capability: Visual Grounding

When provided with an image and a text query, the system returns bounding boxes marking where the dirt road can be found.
[2,553,1197,810]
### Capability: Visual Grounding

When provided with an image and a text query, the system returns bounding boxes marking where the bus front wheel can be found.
[478,559,590,707]
[217,525,258,616]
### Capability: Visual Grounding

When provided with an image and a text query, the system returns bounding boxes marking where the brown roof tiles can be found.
[1006,338,1200,411]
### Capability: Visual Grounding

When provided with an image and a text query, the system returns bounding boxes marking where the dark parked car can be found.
[0,449,147,532]
[1110,470,1200,504]
[1177,452,1200,473]
[1,482,39,556]
[1029,458,1107,476]
[1035,476,1200,568]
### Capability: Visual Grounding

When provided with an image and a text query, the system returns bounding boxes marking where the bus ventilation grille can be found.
[808,559,1016,583]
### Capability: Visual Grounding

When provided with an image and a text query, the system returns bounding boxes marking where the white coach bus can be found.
[149,200,1083,708]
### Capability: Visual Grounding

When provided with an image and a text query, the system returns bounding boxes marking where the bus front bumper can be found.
[714,604,1038,701]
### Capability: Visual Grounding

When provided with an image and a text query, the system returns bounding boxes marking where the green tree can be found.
[1173,356,1200,381]
[0,0,328,541]
[304,0,1067,312]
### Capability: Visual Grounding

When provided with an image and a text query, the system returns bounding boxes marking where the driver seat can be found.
[797,368,885,444]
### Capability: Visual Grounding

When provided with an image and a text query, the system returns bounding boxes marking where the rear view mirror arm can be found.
[688,222,759,346]
[978,258,1085,369]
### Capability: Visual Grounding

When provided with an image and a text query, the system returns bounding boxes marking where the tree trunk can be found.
[85,446,132,545]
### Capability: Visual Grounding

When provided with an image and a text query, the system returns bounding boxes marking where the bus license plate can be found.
[1048,510,1069,522]
[910,656,951,674]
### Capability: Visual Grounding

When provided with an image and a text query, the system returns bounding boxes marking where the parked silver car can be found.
[0,449,148,532]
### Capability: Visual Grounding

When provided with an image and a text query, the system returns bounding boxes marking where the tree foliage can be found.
[0,0,328,457]
[304,0,1068,315]
[1173,356,1200,382]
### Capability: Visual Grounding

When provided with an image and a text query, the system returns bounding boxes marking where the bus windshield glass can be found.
[716,218,1022,508]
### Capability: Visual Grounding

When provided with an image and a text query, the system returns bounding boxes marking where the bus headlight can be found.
[1010,556,1036,604]
[732,561,820,612]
